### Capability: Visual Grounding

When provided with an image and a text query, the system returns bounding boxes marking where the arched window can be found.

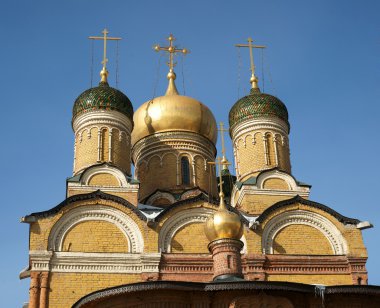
[181,157,190,185]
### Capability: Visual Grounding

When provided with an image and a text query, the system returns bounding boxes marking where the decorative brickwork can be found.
[208,238,244,280]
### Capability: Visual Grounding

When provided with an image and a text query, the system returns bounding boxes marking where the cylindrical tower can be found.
[229,88,291,181]
[72,68,134,175]
[131,35,217,205]
[132,73,217,204]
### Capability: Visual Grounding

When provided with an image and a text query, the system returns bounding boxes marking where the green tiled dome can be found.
[229,88,289,130]
[72,82,133,120]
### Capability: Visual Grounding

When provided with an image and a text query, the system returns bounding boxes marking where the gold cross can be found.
[235,37,266,89]
[89,28,122,72]
[218,122,229,168]
[154,34,189,72]
[208,157,231,198]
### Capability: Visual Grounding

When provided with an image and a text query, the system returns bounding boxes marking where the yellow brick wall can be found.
[195,156,217,198]
[75,127,99,174]
[171,222,209,253]
[137,151,216,202]
[66,189,138,206]
[235,131,291,181]
[111,128,131,174]
[267,273,353,285]
[88,173,120,186]
[272,224,333,255]
[262,178,289,190]
[276,134,291,172]
[62,221,129,253]
[74,127,131,175]
[48,273,141,307]
[237,194,293,215]
[29,199,159,253]
[258,202,368,258]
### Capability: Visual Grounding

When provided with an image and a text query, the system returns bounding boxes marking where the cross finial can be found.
[154,34,189,86]
[208,157,231,209]
[235,37,266,89]
[218,122,230,170]
[89,28,122,83]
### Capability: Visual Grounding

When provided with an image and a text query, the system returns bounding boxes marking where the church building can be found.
[20,32,380,308]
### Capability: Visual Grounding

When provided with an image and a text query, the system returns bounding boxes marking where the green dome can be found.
[72,82,133,121]
[229,88,289,131]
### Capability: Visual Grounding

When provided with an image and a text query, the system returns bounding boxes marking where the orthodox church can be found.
[20,32,380,307]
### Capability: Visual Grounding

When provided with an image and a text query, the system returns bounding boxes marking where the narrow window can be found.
[181,157,190,185]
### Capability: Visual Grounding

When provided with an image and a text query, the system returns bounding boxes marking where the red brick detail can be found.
[29,272,40,308]
[208,238,244,280]
[157,254,368,284]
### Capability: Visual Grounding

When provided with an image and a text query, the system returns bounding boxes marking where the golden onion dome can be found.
[131,72,217,146]
[205,192,244,242]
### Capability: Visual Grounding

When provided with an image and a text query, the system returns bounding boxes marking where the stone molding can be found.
[72,110,133,134]
[231,170,310,208]
[146,191,176,205]
[69,164,138,189]
[159,208,215,253]
[230,117,289,142]
[29,251,161,274]
[48,205,144,253]
[262,210,348,255]
[132,131,216,165]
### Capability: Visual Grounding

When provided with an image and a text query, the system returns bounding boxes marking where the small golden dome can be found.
[205,193,244,242]
[131,73,217,146]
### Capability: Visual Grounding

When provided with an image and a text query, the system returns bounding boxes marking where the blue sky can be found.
[1,0,379,305]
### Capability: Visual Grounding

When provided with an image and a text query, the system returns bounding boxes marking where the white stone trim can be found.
[158,207,247,254]
[231,170,310,208]
[146,191,176,205]
[262,210,348,255]
[159,208,214,253]
[79,164,130,187]
[230,117,289,141]
[256,169,297,190]
[73,110,133,134]
[48,205,144,253]
[29,251,161,274]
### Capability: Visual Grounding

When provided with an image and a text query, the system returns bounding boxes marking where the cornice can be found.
[231,117,289,141]
[73,110,133,133]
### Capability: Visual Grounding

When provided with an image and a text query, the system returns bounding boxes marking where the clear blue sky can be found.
[1,0,379,306]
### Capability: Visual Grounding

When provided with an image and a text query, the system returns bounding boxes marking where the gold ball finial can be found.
[167,70,176,80]
[100,67,109,83]
[205,197,243,242]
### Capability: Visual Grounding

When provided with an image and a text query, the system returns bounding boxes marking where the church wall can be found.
[262,178,289,190]
[258,202,368,258]
[272,224,333,254]
[48,273,141,308]
[29,199,158,252]
[75,127,99,174]
[66,189,138,206]
[232,125,291,182]
[87,173,120,186]
[111,128,130,174]
[74,126,131,176]
[171,222,210,253]
[266,273,353,285]
[237,194,293,215]
[62,221,130,253]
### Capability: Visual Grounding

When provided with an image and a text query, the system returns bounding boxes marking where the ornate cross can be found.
[235,37,266,88]
[89,28,122,71]
[154,34,189,71]
[208,157,231,197]
[218,122,229,167]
